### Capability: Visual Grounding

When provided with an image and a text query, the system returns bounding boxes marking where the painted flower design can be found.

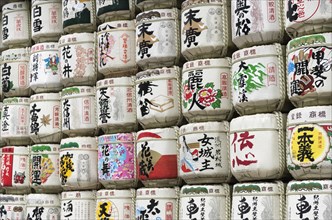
[183,84,193,101]
[198,88,217,107]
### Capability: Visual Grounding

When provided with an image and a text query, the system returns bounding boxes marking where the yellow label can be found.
[290,124,330,167]
[96,201,115,220]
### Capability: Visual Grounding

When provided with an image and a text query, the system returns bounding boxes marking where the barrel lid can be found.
[232,44,281,63]
[183,58,231,72]
[97,189,135,199]
[287,106,332,125]
[26,194,60,206]
[61,86,95,98]
[60,137,97,150]
[136,66,179,82]
[2,2,29,14]
[2,146,29,155]
[3,97,30,105]
[61,191,96,200]
[287,180,332,195]
[30,144,60,154]
[98,20,135,32]
[287,33,332,53]
[137,127,178,142]
[32,0,62,6]
[59,33,95,46]
[230,113,280,132]
[180,121,229,135]
[96,77,134,89]
[233,182,283,195]
[98,133,135,145]
[182,0,225,10]
[1,48,30,61]
[31,42,58,53]
[180,185,228,196]
[30,93,60,102]
[0,194,26,203]
[136,187,178,199]
[136,8,179,24]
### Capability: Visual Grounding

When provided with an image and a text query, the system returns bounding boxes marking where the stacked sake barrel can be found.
[0,0,331,220]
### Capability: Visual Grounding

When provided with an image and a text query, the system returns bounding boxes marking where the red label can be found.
[165,202,173,220]
[267,0,276,22]
[19,64,27,87]
[1,148,14,186]
[82,98,91,124]
[53,105,60,128]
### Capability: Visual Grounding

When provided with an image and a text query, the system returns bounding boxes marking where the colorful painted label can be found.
[62,0,93,28]
[1,147,29,188]
[30,145,60,188]
[96,199,133,220]
[98,134,135,181]
[137,131,177,181]
[97,21,136,74]
[179,130,229,180]
[182,69,225,113]
[287,42,332,98]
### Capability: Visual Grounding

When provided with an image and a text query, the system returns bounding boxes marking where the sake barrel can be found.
[61,191,96,220]
[136,127,180,187]
[1,97,31,145]
[182,58,233,123]
[136,66,181,129]
[26,194,61,220]
[136,8,181,70]
[230,112,287,182]
[30,144,62,193]
[231,0,284,49]
[58,33,97,87]
[59,137,98,190]
[0,194,26,220]
[31,0,63,42]
[97,20,137,77]
[179,121,232,184]
[60,86,97,137]
[29,93,61,143]
[0,146,30,194]
[287,106,332,180]
[181,0,232,60]
[284,0,332,38]
[232,44,288,115]
[96,189,135,220]
[62,0,96,34]
[135,0,181,11]
[1,48,30,97]
[98,133,137,189]
[29,42,62,93]
[136,187,179,220]
[2,1,31,47]
[180,184,231,220]
[96,77,136,134]
[232,181,285,220]
[96,0,135,22]
[286,180,332,220]
[287,33,332,107]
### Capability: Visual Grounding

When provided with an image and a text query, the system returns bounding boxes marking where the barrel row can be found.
[0,107,331,194]
[1,180,332,220]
